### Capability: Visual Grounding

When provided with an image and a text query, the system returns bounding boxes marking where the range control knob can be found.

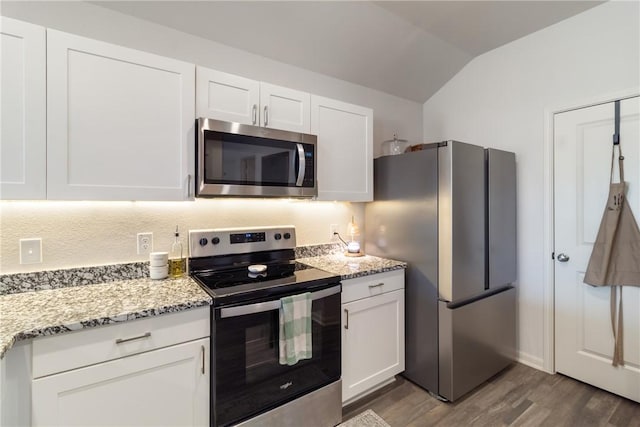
[274,233,282,240]
[212,237,220,245]
[199,238,208,246]
[283,232,291,240]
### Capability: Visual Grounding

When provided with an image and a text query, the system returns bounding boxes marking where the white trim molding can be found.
[517,351,545,371]
[542,87,640,375]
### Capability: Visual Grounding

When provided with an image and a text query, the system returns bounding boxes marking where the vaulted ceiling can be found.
[93,1,604,103]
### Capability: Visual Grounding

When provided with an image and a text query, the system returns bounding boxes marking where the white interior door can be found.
[554,96,640,402]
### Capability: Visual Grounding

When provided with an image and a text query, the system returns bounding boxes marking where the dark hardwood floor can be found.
[342,363,640,427]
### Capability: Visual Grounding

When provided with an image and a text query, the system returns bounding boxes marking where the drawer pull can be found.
[344,309,349,330]
[115,332,151,344]
[369,283,384,289]
[201,345,206,375]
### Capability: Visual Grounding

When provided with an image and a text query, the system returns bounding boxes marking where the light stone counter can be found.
[0,276,211,359]
[297,253,406,280]
[0,244,403,359]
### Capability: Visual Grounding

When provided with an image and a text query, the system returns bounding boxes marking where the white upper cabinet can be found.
[47,30,195,200]
[259,82,311,133]
[196,68,260,126]
[196,67,311,133]
[0,17,46,200]
[311,96,373,201]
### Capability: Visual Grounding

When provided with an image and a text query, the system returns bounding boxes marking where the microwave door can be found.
[261,151,291,185]
[197,118,317,197]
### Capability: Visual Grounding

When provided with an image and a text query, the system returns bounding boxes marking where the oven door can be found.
[213,283,341,427]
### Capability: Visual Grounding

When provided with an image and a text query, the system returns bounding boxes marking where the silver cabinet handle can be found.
[187,174,192,198]
[201,345,205,375]
[557,253,570,262]
[264,105,269,127]
[369,282,384,289]
[344,309,349,330]
[115,332,151,344]
[252,104,257,125]
[295,143,306,187]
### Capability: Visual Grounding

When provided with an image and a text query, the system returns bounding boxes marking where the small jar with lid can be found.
[382,134,409,156]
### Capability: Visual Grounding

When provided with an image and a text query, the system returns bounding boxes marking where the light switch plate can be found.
[20,238,42,264]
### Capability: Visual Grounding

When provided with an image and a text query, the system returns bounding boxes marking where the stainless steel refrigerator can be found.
[365,141,516,402]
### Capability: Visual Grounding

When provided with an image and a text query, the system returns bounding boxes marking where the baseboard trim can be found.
[342,377,397,407]
[517,351,547,372]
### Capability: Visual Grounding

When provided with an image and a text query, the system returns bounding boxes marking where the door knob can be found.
[557,253,570,262]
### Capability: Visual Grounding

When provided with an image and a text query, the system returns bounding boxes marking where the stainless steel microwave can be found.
[196,118,317,198]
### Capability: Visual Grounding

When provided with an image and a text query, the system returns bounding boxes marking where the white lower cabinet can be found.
[341,270,405,403]
[24,308,210,427]
[32,338,209,427]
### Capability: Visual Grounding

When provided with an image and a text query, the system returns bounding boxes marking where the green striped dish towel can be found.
[279,292,312,365]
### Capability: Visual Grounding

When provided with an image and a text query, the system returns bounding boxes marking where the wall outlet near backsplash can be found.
[329,224,339,241]
[137,232,153,255]
[20,238,42,264]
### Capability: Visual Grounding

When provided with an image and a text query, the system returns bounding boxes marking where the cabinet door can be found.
[196,67,259,125]
[32,338,210,426]
[259,82,311,133]
[342,289,405,402]
[0,17,46,199]
[311,96,373,201]
[47,30,195,200]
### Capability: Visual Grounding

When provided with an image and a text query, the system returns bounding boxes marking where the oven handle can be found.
[219,285,341,318]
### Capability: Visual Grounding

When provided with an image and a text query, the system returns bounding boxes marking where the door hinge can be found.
[552,252,555,260]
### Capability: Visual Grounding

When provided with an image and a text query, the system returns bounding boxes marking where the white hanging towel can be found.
[584,101,640,366]
[278,292,312,366]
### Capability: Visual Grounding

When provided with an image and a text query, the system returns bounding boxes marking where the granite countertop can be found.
[0,276,211,359]
[0,247,403,359]
[297,253,406,279]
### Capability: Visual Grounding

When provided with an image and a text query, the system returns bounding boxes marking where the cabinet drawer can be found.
[341,270,405,304]
[33,307,209,378]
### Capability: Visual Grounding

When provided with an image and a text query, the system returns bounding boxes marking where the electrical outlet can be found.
[329,224,339,241]
[137,232,153,255]
[20,238,42,264]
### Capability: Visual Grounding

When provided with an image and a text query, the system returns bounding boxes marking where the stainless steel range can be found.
[189,226,342,427]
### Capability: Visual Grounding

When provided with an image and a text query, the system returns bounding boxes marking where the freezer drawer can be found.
[438,286,516,401]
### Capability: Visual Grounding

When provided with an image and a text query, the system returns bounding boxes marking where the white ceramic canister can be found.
[149,265,168,280]
[149,252,169,267]
[149,252,168,279]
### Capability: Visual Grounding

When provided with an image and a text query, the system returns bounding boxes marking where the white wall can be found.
[0,199,359,273]
[0,1,422,274]
[422,1,640,369]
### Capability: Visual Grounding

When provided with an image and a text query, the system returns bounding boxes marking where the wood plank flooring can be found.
[342,363,640,427]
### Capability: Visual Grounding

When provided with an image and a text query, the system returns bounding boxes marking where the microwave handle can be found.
[296,144,306,187]
[219,285,340,319]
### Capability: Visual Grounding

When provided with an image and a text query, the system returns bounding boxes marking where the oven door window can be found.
[214,293,340,426]
[204,131,313,187]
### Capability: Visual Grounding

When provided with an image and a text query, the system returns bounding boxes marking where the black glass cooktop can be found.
[191,261,340,307]
[195,261,299,289]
